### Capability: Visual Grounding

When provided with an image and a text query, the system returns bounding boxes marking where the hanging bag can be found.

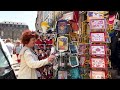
[114,12,120,30]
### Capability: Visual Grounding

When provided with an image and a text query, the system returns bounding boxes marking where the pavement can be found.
[11,54,20,78]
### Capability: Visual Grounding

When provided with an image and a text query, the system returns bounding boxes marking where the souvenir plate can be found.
[90,32,105,42]
[90,19,107,30]
[90,70,106,79]
[90,57,107,69]
[90,45,106,56]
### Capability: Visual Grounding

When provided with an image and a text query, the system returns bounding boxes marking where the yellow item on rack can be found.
[59,40,64,47]
[41,21,50,27]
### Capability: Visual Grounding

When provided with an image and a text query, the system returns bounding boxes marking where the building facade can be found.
[35,11,55,31]
[35,11,43,31]
[35,11,72,32]
[0,21,29,40]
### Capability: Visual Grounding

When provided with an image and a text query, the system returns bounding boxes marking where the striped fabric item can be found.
[11,63,20,78]
[109,15,115,24]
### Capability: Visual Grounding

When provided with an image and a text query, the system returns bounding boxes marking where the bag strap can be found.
[115,12,119,19]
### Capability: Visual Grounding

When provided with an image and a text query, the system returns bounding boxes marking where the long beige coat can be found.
[17,46,49,79]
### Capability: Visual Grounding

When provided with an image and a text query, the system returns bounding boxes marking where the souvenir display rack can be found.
[34,11,112,79]
[88,18,111,79]
[78,12,112,79]
[54,19,81,79]
[35,33,56,79]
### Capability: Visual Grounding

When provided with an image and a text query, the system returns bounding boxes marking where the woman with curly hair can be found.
[18,30,56,79]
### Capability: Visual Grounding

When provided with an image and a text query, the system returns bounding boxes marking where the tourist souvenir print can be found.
[90,57,107,69]
[69,56,79,67]
[87,11,104,22]
[78,44,86,55]
[90,44,106,56]
[90,70,106,79]
[90,32,106,42]
[89,19,107,30]
[69,44,78,54]
[56,20,68,34]
[57,36,68,52]
[58,71,67,79]
[79,56,86,66]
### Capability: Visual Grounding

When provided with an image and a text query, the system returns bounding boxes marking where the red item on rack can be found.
[45,39,52,45]
[35,39,43,44]
[109,15,115,24]
[73,11,79,23]
[71,21,79,31]
[49,39,53,44]
[45,39,49,44]
[69,11,79,31]
[39,45,44,49]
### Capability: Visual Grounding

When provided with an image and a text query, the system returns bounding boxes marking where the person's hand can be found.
[48,55,56,62]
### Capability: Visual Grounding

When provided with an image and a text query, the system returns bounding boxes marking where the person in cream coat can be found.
[18,30,56,79]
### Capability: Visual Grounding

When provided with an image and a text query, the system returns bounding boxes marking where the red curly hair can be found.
[20,30,39,45]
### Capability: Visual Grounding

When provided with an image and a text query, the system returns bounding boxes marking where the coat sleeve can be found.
[24,49,49,68]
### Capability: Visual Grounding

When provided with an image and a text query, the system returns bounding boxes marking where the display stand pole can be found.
[59,52,62,67]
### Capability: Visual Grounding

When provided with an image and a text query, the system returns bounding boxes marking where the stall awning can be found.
[69,11,79,31]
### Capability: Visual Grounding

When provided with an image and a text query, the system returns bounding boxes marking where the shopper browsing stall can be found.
[18,30,56,79]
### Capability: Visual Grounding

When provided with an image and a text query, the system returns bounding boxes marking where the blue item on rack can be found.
[109,30,115,38]
[69,67,81,79]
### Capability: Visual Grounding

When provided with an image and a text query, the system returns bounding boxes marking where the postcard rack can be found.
[88,18,111,79]
[35,34,56,79]
[53,19,82,79]
[77,20,90,79]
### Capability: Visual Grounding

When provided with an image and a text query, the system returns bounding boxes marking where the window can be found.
[8,24,10,27]
[10,24,12,27]
[20,25,23,28]
[16,25,18,28]
[0,41,12,76]
[3,24,5,27]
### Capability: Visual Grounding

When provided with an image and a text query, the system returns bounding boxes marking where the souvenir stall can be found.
[34,11,82,79]
[89,18,111,79]
[78,11,111,79]
[52,11,81,79]
[34,11,112,79]
[35,21,55,79]
[54,18,81,79]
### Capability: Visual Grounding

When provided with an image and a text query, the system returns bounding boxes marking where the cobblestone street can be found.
[11,54,20,78]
